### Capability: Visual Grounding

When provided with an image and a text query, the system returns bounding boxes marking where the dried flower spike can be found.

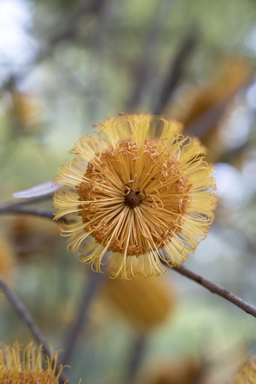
[0,343,63,384]
[54,115,216,279]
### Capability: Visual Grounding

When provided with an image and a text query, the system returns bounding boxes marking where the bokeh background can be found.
[1,0,256,383]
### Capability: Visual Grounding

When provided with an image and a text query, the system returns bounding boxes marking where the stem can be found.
[0,274,71,384]
[173,265,256,318]
[0,205,66,222]
[126,0,174,112]
[0,205,55,219]
[62,272,105,366]
[153,28,198,116]
[127,335,146,383]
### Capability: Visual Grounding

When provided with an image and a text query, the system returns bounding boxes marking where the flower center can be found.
[76,139,191,256]
[124,189,142,208]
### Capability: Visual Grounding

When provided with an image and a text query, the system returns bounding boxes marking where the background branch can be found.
[0,205,58,220]
[13,195,54,206]
[172,265,256,318]
[0,274,71,384]
[127,335,147,384]
[126,0,174,112]
[153,28,198,116]
[37,0,106,63]
[62,272,105,367]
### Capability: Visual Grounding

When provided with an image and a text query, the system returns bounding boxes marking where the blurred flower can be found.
[168,56,251,163]
[0,234,16,279]
[8,215,59,260]
[170,56,250,129]
[103,276,175,332]
[0,343,63,384]
[231,355,256,383]
[54,114,216,279]
[136,358,202,384]
[10,91,43,134]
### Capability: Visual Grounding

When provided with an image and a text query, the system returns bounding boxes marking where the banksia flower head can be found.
[103,276,175,332]
[231,355,256,384]
[136,358,201,384]
[54,114,216,279]
[0,343,63,384]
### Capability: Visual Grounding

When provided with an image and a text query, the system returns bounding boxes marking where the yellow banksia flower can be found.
[54,114,216,279]
[10,91,42,134]
[0,343,63,384]
[231,355,256,384]
[103,276,175,332]
[136,358,201,384]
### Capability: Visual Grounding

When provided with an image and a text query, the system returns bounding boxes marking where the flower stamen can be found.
[54,115,216,279]
[124,190,142,208]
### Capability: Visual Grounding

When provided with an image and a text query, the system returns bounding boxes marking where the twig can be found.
[14,195,54,206]
[127,335,147,383]
[126,0,174,112]
[61,271,105,366]
[153,29,198,116]
[0,274,71,384]
[0,205,59,220]
[37,0,106,63]
[1,195,54,210]
[85,0,110,124]
[172,265,256,318]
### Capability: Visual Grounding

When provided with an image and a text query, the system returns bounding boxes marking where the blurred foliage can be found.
[1,0,256,384]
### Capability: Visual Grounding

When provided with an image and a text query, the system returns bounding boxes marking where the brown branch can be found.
[0,274,71,384]
[172,265,256,318]
[0,205,59,220]
[127,335,147,383]
[14,195,54,206]
[153,28,198,116]
[37,0,106,63]
[61,271,105,367]
[126,0,174,112]
[1,194,54,211]
[0,200,68,222]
